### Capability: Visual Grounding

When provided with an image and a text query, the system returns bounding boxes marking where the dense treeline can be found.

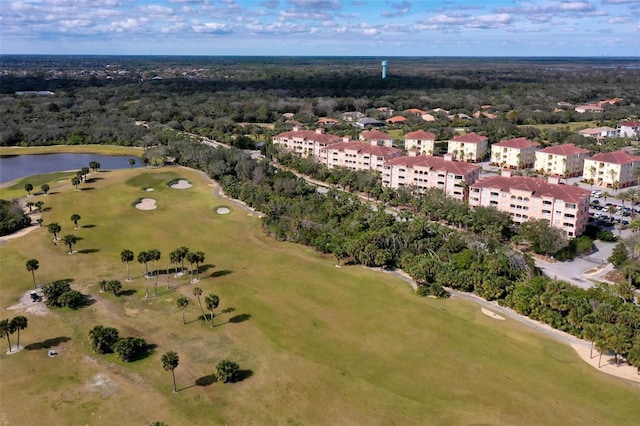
[158,137,640,371]
[1,56,638,148]
[0,199,31,236]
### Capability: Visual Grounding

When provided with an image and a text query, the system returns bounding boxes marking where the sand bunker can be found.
[135,198,157,210]
[571,343,640,383]
[217,207,231,215]
[145,187,154,192]
[481,308,505,320]
[171,179,192,189]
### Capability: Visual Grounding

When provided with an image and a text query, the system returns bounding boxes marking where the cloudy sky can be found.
[1,0,639,56]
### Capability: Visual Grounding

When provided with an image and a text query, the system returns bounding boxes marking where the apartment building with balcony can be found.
[583,150,640,189]
[359,129,395,147]
[382,152,480,201]
[447,132,488,162]
[469,173,591,237]
[272,127,342,158]
[403,130,436,155]
[490,137,540,169]
[534,143,590,178]
[318,140,403,173]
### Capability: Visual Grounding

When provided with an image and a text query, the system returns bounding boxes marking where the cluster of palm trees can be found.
[176,289,220,326]
[119,246,207,298]
[46,218,80,253]
[0,316,28,353]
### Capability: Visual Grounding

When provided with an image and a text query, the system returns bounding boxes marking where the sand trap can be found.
[135,198,157,210]
[145,187,154,192]
[171,179,192,189]
[571,343,640,383]
[481,308,505,320]
[217,207,231,215]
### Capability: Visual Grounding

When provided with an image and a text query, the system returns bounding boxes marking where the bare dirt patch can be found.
[135,198,157,210]
[171,179,192,189]
[7,289,50,316]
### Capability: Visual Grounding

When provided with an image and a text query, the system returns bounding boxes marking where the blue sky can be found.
[1,0,639,56]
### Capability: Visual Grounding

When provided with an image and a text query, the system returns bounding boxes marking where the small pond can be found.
[0,153,142,183]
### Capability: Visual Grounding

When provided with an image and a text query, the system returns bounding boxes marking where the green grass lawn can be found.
[1,165,639,425]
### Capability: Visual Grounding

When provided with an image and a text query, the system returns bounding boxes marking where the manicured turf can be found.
[1,165,639,425]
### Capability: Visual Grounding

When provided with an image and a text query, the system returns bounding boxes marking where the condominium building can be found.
[583,150,640,189]
[272,127,342,158]
[318,140,403,173]
[490,137,540,169]
[469,173,591,237]
[404,130,436,155]
[382,152,480,201]
[447,132,488,162]
[359,129,394,147]
[534,143,590,178]
[619,121,640,139]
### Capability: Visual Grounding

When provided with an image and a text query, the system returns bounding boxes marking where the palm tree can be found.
[138,251,150,276]
[176,246,189,274]
[205,294,220,327]
[193,251,205,281]
[70,213,81,229]
[187,252,197,277]
[602,191,610,203]
[161,351,180,393]
[35,201,44,213]
[129,158,136,169]
[121,249,134,281]
[26,201,34,212]
[169,249,180,278]
[10,316,27,349]
[40,184,50,195]
[176,296,190,324]
[108,280,122,296]
[89,161,101,172]
[36,218,43,227]
[24,183,33,196]
[25,259,39,289]
[193,287,206,321]
[0,319,16,352]
[81,167,90,181]
[71,176,81,190]
[48,222,61,242]
[148,249,161,295]
[62,234,78,254]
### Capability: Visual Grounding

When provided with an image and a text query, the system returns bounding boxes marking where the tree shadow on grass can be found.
[80,187,95,191]
[236,369,253,382]
[85,177,104,183]
[228,313,251,324]
[82,224,96,229]
[129,343,157,362]
[78,248,100,254]
[195,374,217,387]
[211,269,232,278]
[119,289,137,296]
[24,336,71,350]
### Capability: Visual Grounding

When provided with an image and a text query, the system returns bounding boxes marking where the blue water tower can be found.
[381,60,388,79]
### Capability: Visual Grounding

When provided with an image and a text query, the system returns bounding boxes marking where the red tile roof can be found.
[405,108,426,115]
[386,116,407,123]
[588,150,640,165]
[405,130,436,140]
[492,137,540,149]
[471,175,590,203]
[275,129,342,144]
[360,130,392,140]
[385,155,480,175]
[322,141,402,158]
[621,121,640,127]
[537,143,589,156]
[450,132,488,144]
